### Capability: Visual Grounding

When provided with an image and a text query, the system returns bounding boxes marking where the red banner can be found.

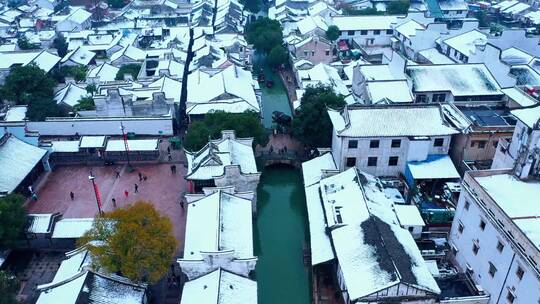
[93,182,102,210]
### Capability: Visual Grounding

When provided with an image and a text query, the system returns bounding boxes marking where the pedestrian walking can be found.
[134,183,139,193]
[168,153,172,161]
[167,146,171,154]
[115,170,121,178]
[112,198,117,208]
[70,191,74,200]
[143,175,148,181]
[138,172,143,181]
[172,164,177,174]
[284,146,288,154]
[124,190,129,198]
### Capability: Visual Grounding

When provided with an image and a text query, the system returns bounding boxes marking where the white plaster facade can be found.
[448,170,540,304]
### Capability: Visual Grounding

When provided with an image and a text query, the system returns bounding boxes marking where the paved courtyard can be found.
[27,163,187,254]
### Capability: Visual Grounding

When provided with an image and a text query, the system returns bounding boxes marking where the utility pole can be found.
[89,172,103,215]
[120,122,133,171]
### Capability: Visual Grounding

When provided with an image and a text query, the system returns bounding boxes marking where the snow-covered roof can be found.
[394,205,425,227]
[0,50,60,72]
[79,136,106,149]
[183,190,253,260]
[180,268,257,304]
[493,0,518,10]
[418,48,453,64]
[186,133,258,180]
[328,105,458,138]
[154,59,185,77]
[502,2,530,14]
[358,64,398,81]
[311,168,440,301]
[49,248,92,285]
[297,15,328,35]
[475,173,540,250]
[149,76,182,102]
[87,63,120,82]
[0,135,47,194]
[62,7,92,24]
[187,65,259,114]
[36,271,87,304]
[50,140,80,153]
[105,139,158,152]
[37,270,146,304]
[51,218,94,238]
[406,64,502,96]
[110,45,146,62]
[524,10,540,25]
[298,63,351,103]
[395,19,424,39]
[442,30,487,57]
[502,88,538,107]
[407,155,460,180]
[511,104,540,128]
[501,47,534,66]
[54,83,88,108]
[27,214,56,234]
[438,0,467,10]
[61,46,95,65]
[302,153,337,265]
[332,15,399,31]
[4,106,27,121]
[366,80,413,104]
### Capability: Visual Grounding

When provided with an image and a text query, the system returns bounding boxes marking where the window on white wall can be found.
[432,93,446,102]
[388,156,398,166]
[496,241,504,252]
[506,291,515,303]
[516,266,524,280]
[370,140,379,148]
[488,262,497,277]
[415,94,427,103]
[472,243,479,255]
[434,138,444,147]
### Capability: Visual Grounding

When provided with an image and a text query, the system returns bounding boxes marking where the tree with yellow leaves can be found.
[79,201,177,284]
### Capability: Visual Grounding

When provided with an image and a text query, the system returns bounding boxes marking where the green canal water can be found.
[253,54,293,128]
[254,166,312,304]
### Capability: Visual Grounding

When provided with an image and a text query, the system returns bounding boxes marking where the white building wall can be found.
[449,174,540,304]
[339,30,394,47]
[492,120,540,176]
[337,135,451,176]
[331,129,344,170]
[394,20,479,60]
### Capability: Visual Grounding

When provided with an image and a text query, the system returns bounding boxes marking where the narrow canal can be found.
[253,53,293,128]
[254,166,311,304]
